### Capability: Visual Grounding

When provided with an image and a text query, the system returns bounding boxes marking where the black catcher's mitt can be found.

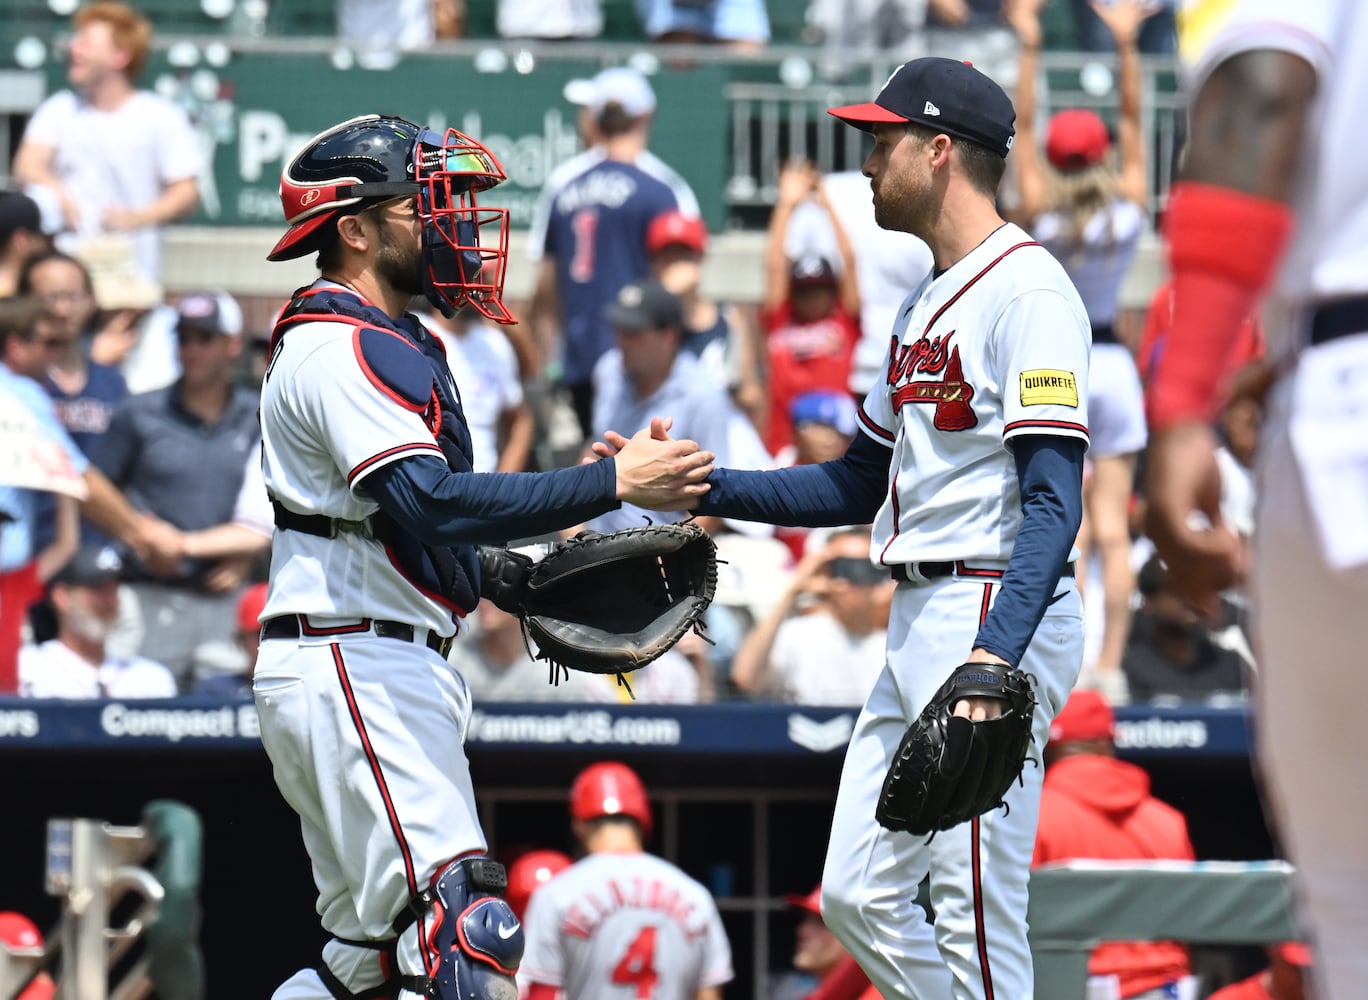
[875,662,1037,836]
[477,523,717,689]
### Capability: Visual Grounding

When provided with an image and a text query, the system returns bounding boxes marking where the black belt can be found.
[260,615,454,658]
[1310,296,1368,346]
[889,561,1075,583]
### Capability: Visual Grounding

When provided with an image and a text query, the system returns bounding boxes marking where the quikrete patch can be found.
[1019,369,1078,407]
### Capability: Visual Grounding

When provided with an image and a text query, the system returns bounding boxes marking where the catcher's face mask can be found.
[413,127,513,324]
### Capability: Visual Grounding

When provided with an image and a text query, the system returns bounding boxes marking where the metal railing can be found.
[0,802,204,1000]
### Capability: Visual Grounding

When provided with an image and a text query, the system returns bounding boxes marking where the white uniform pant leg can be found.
[823,578,1082,1000]
[1253,391,1368,1000]
[254,634,485,997]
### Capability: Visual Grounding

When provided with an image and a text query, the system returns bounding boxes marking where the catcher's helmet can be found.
[570,761,652,836]
[268,113,513,323]
[505,849,572,921]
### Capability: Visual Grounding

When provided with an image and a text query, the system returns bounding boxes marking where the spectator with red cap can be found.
[0,911,56,1000]
[761,160,861,458]
[647,209,764,428]
[1207,943,1311,1000]
[1035,689,1198,1000]
[777,885,877,1000]
[1009,0,1159,706]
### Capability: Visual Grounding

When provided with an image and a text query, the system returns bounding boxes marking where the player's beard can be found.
[375,220,426,299]
[873,161,935,238]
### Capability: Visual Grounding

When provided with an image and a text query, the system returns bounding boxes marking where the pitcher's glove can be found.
[477,523,717,692]
[875,662,1037,836]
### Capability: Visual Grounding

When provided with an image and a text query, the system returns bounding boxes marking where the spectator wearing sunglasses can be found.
[91,290,261,688]
[731,527,894,705]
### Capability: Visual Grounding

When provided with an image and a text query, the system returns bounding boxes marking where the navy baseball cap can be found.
[828,57,1016,158]
[52,545,123,587]
[606,279,683,331]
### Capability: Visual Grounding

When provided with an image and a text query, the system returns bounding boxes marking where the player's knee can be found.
[818,881,862,940]
[392,855,523,1000]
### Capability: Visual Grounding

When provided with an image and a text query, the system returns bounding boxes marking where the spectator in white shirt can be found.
[19,544,176,699]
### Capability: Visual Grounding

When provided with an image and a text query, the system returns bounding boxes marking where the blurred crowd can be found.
[0,1,1248,713]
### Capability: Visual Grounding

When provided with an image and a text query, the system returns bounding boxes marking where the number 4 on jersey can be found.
[611,925,658,999]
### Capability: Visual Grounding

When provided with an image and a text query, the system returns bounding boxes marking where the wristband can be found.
[1146,182,1293,428]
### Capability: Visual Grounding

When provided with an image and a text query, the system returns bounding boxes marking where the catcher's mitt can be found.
[875,662,1037,837]
[476,523,717,693]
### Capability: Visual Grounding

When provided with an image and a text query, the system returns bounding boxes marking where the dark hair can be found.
[17,249,94,297]
[0,296,48,350]
[313,203,380,273]
[906,123,1007,197]
[597,102,640,138]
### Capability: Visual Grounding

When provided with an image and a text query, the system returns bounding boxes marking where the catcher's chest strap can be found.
[272,497,378,540]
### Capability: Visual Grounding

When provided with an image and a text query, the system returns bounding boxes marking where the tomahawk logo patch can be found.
[1020,369,1078,407]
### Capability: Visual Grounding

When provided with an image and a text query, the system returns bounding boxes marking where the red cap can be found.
[786,885,822,916]
[647,211,707,255]
[505,849,572,921]
[570,761,652,837]
[1049,689,1114,744]
[236,582,269,634]
[0,912,43,949]
[1046,109,1111,171]
[1274,942,1313,967]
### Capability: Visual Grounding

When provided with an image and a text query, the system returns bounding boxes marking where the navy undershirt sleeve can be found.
[972,435,1086,665]
[697,431,892,527]
[361,453,619,546]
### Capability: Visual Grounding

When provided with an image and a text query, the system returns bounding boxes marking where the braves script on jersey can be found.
[520,853,732,999]
[859,223,1091,564]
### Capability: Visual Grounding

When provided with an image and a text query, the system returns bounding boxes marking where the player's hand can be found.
[953,649,1011,720]
[612,420,714,510]
[1089,0,1159,46]
[590,416,673,460]
[1144,421,1245,614]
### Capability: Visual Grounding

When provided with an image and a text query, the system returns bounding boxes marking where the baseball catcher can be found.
[477,522,717,694]
[876,662,1037,837]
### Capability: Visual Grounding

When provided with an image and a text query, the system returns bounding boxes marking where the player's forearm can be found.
[972,437,1083,665]
[362,453,618,546]
[698,433,888,527]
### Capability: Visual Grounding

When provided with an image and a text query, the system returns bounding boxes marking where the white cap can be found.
[562,66,656,117]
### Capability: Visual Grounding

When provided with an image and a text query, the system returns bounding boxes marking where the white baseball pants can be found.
[822,573,1083,999]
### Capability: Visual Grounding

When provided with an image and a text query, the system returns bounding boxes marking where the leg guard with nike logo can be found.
[391,856,523,1000]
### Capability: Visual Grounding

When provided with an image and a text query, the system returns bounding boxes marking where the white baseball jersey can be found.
[520,852,733,1000]
[1187,0,1368,356]
[859,223,1091,565]
[259,309,458,636]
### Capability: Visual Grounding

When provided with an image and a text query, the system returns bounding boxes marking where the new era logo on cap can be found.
[923,101,941,116]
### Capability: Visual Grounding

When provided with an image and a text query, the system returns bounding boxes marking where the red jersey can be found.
[1034,754,1196,998]
[762,300,860,455]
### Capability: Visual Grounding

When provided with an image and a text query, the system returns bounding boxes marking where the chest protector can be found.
[270,285,479,618]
